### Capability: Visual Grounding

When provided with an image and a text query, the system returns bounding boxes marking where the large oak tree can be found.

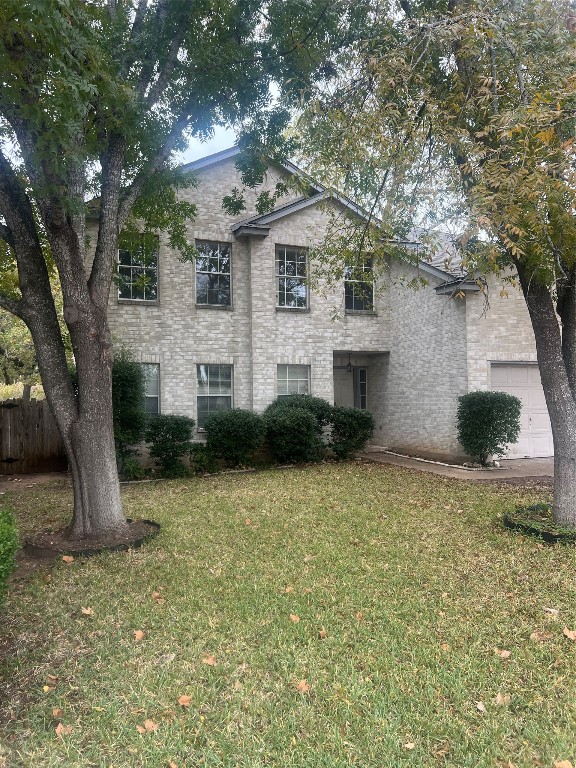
[296,0,576,526]
[0,0,353,539]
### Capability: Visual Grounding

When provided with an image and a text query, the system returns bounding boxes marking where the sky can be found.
[177,125,237,164]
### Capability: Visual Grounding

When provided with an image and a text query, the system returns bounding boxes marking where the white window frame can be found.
[195,240,232,307]
[276,246,308,309]
[141,363,160,415]
[118,234,159,302]
[344,259,374,312]
[277,364,311,396]
[196,364,233,428]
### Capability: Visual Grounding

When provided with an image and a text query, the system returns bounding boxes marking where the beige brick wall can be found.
[465,274,538,391]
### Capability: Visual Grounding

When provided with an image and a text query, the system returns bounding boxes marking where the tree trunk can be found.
[515,259,576,527]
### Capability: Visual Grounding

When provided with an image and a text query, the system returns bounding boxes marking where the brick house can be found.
[107,147,553,461]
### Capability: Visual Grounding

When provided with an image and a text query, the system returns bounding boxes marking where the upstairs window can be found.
[195,241,231,306]
[344,259,373,312]
[118,233,158,301]
[277,364,310,396]
[196,364,233,428]
[276,246,308,309]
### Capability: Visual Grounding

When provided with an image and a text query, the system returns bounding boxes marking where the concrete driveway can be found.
[361,451,553,482]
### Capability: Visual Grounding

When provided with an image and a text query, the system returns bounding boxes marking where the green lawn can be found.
[1,462,575,768]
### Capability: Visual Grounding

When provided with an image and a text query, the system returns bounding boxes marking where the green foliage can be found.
[189,444,220,475]
[112,350,147,477]
[0,508,18,606]
[264,395,333,434]
[457,391,521,465]
[204,409,265,467]
[264,407,324,464]
[329,406,375,460]
[145,414,195,478]
[119,456,146,482]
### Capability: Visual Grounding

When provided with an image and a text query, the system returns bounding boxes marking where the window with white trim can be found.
[141,363,160,415]
[344,259,373,311]
[276,246,308,309]
[196,364,233,428]
[277,364,310,396]
[195,241,231,306]
[118,233,158,301]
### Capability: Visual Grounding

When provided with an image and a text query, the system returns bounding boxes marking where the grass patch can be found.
[503,503,576,544]
[1,463,575,767]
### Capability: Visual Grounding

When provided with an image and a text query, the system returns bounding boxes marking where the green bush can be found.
[0,508,18,606]
[119,456,146,481]
[457,390,521,465]
[264,407,324,464]
[204,409,265,466]
[145,414,194,478]
[264,395,333,434]
[329,406,375,460]
[189,444,220,474]
[112,351,147,477]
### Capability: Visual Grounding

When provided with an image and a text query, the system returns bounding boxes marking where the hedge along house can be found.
[105,147,553,462]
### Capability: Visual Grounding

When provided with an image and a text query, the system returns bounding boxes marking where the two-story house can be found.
[107,146,553,462]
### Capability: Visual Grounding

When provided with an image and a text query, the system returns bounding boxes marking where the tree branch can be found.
[121,0,149,78]
[0,291,23,318]
[0,221,14,248]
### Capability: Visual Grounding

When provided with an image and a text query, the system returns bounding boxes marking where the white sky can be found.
[177,125,237,164]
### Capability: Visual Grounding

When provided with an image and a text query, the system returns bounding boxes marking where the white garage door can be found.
[490,363,553,458]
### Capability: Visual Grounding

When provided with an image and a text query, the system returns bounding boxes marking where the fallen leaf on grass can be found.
[440,642,450,651]
[202,655,217,666]
[136,719,158,734]
[61,555,74,564]
[295,679,310,693]
[562,627,576,641]
[404,742,415,750]
[356,611,363,622]
[303,554,313,562]
[244,518,251,526]
[55,723,73,737]
[133,630,145,642]
[493,647,511,658]
[177,695,191,707]
[81,607,94,616]
[554,761,574,768]
[494,692,511,706]
[543,606,560,615]
[151,591,165,605]
[530,631,554,641]
[52,708,64,719]
[284,585,294,593]
[46,674,58,683]
[289,614,300,623]
[476,701,486,713]
[233,680,242,691]
[433,741,450,758]
[168,762,178,768]
[318,626,327,639]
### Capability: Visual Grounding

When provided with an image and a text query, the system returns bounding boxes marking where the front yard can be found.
[0,462,574,767]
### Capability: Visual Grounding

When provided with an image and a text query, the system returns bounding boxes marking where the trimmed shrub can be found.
[329,406,375,460]
[189,444,220,475]
[112,351,147,478]
[0,508,18,606]
[264,395,333,434]
[457,390,521,465]
[145,414,195,478]
[120,456,147,481]
[264,407,324,464]
[204,409,265,466]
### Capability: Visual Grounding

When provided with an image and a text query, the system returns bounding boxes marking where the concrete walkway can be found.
[361,450,553,481]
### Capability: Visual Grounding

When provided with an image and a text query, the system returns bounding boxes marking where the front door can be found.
[333,368,368,409]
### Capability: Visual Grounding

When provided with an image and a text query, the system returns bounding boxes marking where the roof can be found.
[185,147,458,284]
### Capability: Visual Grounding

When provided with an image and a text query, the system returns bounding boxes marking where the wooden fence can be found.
[0,395,67,475]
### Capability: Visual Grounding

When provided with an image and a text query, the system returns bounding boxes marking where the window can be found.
[277,364,310,396]
[141,363,160,416]
[196,364,233,428]
[118,234,158,301]
[355,368,367,410]
[344,259,373,311]
[276,246,308,309]
[195,241,231,306]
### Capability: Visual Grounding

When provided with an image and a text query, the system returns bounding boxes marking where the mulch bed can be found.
[23,519,160,560]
